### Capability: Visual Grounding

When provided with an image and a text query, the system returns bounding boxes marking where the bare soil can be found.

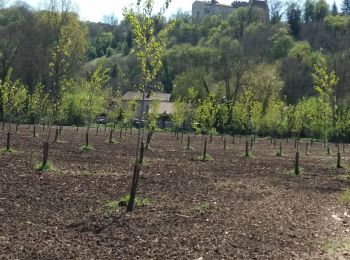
[1,125,350,259]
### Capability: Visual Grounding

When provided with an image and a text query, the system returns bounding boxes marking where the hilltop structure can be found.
[192,0,269,21]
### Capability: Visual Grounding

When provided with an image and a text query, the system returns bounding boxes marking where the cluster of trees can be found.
[1,0,350,142]
[173,63,348,142]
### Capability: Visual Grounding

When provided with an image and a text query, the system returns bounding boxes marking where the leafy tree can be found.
[147,100,160,131]
[0,69,27,150]
[287,3,302,38]
[304,0,316,23]
[269,0,284,24]
[262,99,285,137]
[315,0,329,21]
[194,93,218,135]
[207,34,243,100]
[28,83,49,137]
[172,67,214,100]
[232,89,254,134]
[294,97,315,137]
[105,89,122,130]
[216,103,229,135]
[332,1,339,15]
[38,0,87,120]
[280,41,325,104]
[248,64,283,113]
[122,97,137,131]
[82,61,110,146]
[59,82,84,127]
[270,33,295,60]
[312,63,339,141]
[171,99,186,132]
[342,0,350,15]
[250,101,263,135]
[123,0,175,211]
[0,69,27,129]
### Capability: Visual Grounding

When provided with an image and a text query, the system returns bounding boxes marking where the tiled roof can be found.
[158,102,174,115]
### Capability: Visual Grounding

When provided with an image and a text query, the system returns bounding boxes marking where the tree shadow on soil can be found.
[67,212,128,234]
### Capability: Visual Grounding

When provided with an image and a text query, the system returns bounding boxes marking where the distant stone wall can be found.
[192,1,235,20]
[192,1,268,21]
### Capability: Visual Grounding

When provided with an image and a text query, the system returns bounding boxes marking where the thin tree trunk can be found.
[295,152,300,175]
[6,132,10,151]
[42,142,49,168]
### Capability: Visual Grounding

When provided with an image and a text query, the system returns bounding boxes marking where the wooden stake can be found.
[203,139,207,161]
[6,132,10,151]
[245,140,249,157]
[187,135,190,150]
[295,152,300,175]
[42,142,49,168]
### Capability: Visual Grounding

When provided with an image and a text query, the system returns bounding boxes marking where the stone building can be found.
[192,0,269,21]
[121,91,174,128]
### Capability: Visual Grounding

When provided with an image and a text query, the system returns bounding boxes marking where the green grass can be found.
[103,195,150,213]
[193,203,211,215]
[287,167,304,176]
[337,174,350,181]
[241,152,253,158]
[80,144,94,151]
[0,148,18,155]
[340,189,350,204]
[322,239,350,254]
[35,161,54,172]
[197,153,214,161]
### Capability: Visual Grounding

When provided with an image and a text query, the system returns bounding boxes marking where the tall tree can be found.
[332,1,339,15]
[304,0,316,23]
[123,0,175,212]
[315,0,330,21]
[342,0,350,15]
[80,60,110,148]
[287,3,302,38]
[38,0,87,120]
[269,0,284,24]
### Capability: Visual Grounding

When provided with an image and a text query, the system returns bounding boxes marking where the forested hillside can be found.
[1,0,350,140]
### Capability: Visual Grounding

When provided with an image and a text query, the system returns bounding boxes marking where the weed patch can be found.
[103,195,150,213]
[340,189,350,204]
[80,145,94,151]
[35,161,54,172]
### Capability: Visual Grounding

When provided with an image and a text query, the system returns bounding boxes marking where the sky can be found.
[9,0,345,23]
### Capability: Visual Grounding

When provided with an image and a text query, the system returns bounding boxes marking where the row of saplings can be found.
[0,121,142,171]
[1,122,345,176]
[172,130,345,175]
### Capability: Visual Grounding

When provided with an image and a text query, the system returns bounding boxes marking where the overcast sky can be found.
[10,0,345,23]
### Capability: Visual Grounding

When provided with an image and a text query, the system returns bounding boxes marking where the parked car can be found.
[96,115,107,125]
[133,119,145,129]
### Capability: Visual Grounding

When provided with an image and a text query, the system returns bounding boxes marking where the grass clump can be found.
[80,144,94,151]
[287,167,304,176]
[197,153,214,161]
[337,174,350,181]
[241,152,253,158]
[322,239,350,254]
[104,195,150,213]
[193,203,211,215]
[35,161,54,172]
[340,189,350,204]
[0,148,18,155]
